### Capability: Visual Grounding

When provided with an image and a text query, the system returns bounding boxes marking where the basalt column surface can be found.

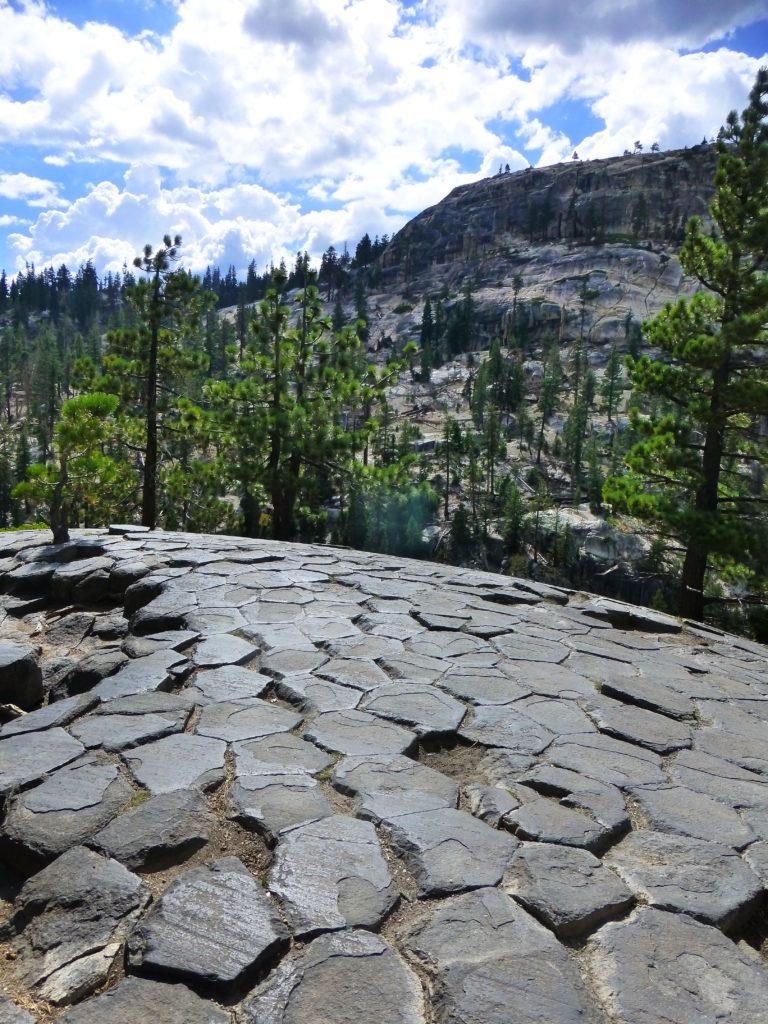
[0,527,766,1023]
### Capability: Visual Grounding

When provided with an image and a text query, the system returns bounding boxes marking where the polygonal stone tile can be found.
[260,648,329,677]
[402,887,591,1024]
[304,709,417,757]
[69,710,187,752]
[515,764,629,836]
[360,682,466,738]
[464,783,521,826]
[668,748,768,809]
[459,705,554,754]
[196,699,301,742]
[587,695,692,753]
[192,633,258,668]
[587,907,768,1023]
[128,857,288,988]
[333,753,458,822]
[546,734,666,788]
[315,657,392,692]
[493,633,569,663]
[382,807,518,896]
[604,830,763,931]
[122,734,226,795]
[234,734,334,775]
[56,976,230,1024]
[8,846,149,1005]
[269,815,397,936]
[628,784,756,848]
[438,670,531,706]
[504,842,634,938]
[92,649,188,702]
[90,789,216,869]
[0,728,85,796]
[599,674,695,719]
[503,796,610,852]
[1,757,134,870]
[276,674,362,713]
[0,694,97,737]
[185,664,272,704]
[240,929,425,1024]
[231,769,334,843]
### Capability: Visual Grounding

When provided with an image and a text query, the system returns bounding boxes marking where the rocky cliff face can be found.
[371,145,718,353]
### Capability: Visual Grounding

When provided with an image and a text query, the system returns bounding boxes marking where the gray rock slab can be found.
[196,699,301,742]
[587,694,692,753]
[504,842,634,938]
[360,682,466,737]
[629,784,756,848]
[92,649,188,702]
[587,906,768,1023]
[260,647,329,677]
[503,790,611,850]
[744,840,768,883]
[185,664,272,704]
[464,783,521,826]
[668,748,768,809]
[0,694,97,737]
[515,763,630,835]
[276,673,362,713]
[315,657,392,691]
[382,807,518,896]
[9,846,149,1005]
[0,642,43,710]
[1,758,134,868]
[42,611,95,650]
[240,929,424,1024]
[121,629,199,658]
[546,733,666,787]
[231,770,334,842]
[579,597,682,633]
[122,734,226,794]
[54,647,128,698]
[438,670,531,705]
[129,857,288,987]
[402,886,591,1024]
[192,633,258,668]
[0,728,85,795]
[69,710,187,751]
[130,588,198,634]
[600,673,695,719]
[268,815,397,936]
[694,726,768,776]
[304,708,418,756]
[92,691,198,716]
[502,661,597,700]
[56,976,230,1024]
[493,632,570,663]
[333,753,458,822]
[459,704,555,754]
[604,830,763,931]
[234,733,333,774]
[90,789,216,869]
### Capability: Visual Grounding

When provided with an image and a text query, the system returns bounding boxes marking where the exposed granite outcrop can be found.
[0,526,766,1023]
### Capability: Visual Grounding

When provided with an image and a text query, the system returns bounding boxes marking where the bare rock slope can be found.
[0,527,766,1023]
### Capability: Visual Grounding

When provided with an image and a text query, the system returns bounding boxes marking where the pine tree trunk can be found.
[678,545,706,620]
[142,280,161,529]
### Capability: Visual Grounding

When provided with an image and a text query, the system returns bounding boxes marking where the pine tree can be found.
[605,70,768,620]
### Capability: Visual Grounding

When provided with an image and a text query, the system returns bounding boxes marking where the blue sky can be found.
[0,0,766,278]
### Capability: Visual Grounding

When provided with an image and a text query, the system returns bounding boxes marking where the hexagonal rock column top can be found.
[128,857,288,989]
[0,728,85,796]
[0,758,134,870]
[268,815,398,936]
[240,929,425,1024]
[7,846,149,1006]
[401,887,592,1024]
[503,842,635,938]
[121,734,227,795]
[604,830,763,932]
[332,752,459,822]
[587,906,768,1024]
[303,708,418,757]
[56,977,230,1024]
[381,807,518,897]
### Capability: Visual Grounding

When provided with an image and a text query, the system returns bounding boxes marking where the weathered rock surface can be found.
[268,815,397,935]
[128,857,288,987]
[588,907,768,1023]
[241,930,424,1024]
[0,527,766,1022]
